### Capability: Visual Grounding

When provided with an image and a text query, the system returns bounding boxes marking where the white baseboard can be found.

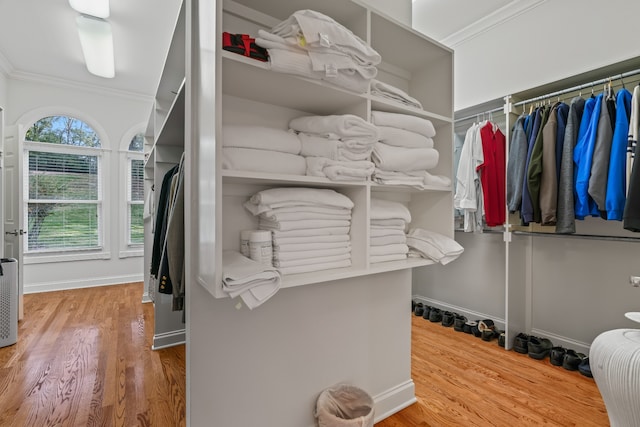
[413,295,506,330]
[152,329,186,350]
[141,292,153,303]
[24,274,144,294]
[531,328,591,355]
[373,380,417,423]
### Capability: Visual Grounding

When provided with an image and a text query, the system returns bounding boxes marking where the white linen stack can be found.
[371,111,450,189]
[370,80,423,110]
[244,187,354,275]
[221,125,306,175]
[406,228,464,265]
[255,9,381,94]
[222,250,281,309]
[370,199,410,263]
[289,114,378,181]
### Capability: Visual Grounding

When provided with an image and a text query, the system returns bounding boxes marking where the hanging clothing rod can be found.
[512,230,640,242]
[454,106,504,123]
[513,67,640,107]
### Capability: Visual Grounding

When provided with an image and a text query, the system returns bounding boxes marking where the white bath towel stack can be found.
[221,125,306,175]
[244,187,354,274]
[255,9,381,93]
[222,250,281,309]
[289,114,378,181]
[406,228,464,265]
[370,111,449,189]
[369,199,410,263]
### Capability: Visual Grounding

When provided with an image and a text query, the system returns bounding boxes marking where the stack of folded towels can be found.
[244,187,353,275]
[255,9,381,94]
[370,198,410,263]
[370,80,423,110]
[371,111,450,189]
[406,228,464,265]
[289,114,378,181]
[221,125,306,175]
[222,250,281,309]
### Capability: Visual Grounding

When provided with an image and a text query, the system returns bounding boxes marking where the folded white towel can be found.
[264,47,370,94]
[369,253,407,263]
[222,251,281,309]
[371,111,436,138]
[222,147,306,175]
[370,80,423,109]
[424,171,452,188]
[370,243,409,257]
[260,218,350,231]
[370,227,406,238]
[277,258,352,275]
[290,114,379,141]
[261,205,351,216]
[372,143,439,172]
[273,233,350,246]
[260,210,351,222]
[298,133,374,161]
[246,187,354,213]
[274,241,350,255]
[271,227,351,238]
[371,198,411,222]
[370,234,407,246]
[371,218,407,228]
[377,126,434,149]
[373,168,426,189]
[274,252,351,268]
[406,228,464,265]
[306,157,374,181]
[222,125,301,154]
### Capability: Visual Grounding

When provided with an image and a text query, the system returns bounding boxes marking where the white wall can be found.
[0,73,7,108]
[361,0,411,26]
[453,0,640,110]
[7,78,151,292]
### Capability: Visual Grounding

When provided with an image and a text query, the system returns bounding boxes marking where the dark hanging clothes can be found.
[150,165,179,278]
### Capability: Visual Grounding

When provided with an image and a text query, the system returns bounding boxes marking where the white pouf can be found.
[591,328,640,427]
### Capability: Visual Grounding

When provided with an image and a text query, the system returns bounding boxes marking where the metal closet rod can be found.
[512,67,640,107]
[455,105,504,123]
[512,230,640,242]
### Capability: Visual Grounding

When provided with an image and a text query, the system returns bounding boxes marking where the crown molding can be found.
[9,69,154,103]
[442,0,547,48]
[0,50,14,77]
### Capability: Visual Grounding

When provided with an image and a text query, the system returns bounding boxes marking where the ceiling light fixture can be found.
[75,15,115,78]
[69,0,110,19]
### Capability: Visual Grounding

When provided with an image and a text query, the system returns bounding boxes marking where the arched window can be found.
[24,115,103,253]
[127,133,144,246]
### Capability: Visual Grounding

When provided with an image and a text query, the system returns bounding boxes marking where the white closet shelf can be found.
[370,182,452,193]
[369,97,452,126]
[154,80,185,148]
[221,169,367,187]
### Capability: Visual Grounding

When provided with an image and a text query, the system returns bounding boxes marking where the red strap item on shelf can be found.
[222,32,269,62]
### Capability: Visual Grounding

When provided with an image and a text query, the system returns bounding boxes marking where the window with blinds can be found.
[128,133,144,246]
[24,115,103,253]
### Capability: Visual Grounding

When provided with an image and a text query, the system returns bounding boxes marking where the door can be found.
[3,121,25,319]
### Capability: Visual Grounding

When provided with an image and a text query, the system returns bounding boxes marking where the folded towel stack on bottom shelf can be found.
[244,187,354,275]
[222,250,281,309]
[406,228,464,265]
[369,199,410,263]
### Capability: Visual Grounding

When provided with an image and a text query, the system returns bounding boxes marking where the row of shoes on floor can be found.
[412,302,506,347]
[514,332,592,378]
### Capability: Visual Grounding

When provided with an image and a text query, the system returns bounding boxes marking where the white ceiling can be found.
[0,0,183,99]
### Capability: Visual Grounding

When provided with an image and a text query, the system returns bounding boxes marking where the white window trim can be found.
[118,127,146,259]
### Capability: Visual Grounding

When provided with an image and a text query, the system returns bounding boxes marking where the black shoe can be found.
[563,350,586,371]
[482,329,497,341]
[429,308,443,323]
[463,320,477,334]
[471,320,482,337]
[422,305,432,320]
[441,311,455,327]
[453,315,468,332]
[498,331,505,347]
[478,319,495,332]
[578,357,593,378]
[513,333,530,354]
[528,337,553,360]
[414,303,424,317]
[550,346,566,366]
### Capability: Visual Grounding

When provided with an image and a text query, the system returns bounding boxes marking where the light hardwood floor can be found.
[0,282,185,427]
[0,283,608,426]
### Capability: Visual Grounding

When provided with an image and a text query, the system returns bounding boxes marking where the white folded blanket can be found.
[370,243,409,257]
[371,198,411,222]
[222,125,301,154]
[222,251,281,309]
[370,80,423,110]
[306,157,374,181]
[260,205,351,216]
[260,218,350,231]
[274,241,350,254]
[371,219,407,228]
[370,253,407,263]
[370,227,406,238]
[260,210,351,222]
[246,187,354,214]
[271,227,351,238]
[290,114,379,141]
[273,234,350,246]
[274,252,351,268]
[370,234,407,246]
[371,111,436,138]
[377,126,434,149]
[298,133,374,161]
[424,172,452,187]
[222,147,306,175]
[406,228,464,265]
[277,258,352,275]
[372,143,439,172]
